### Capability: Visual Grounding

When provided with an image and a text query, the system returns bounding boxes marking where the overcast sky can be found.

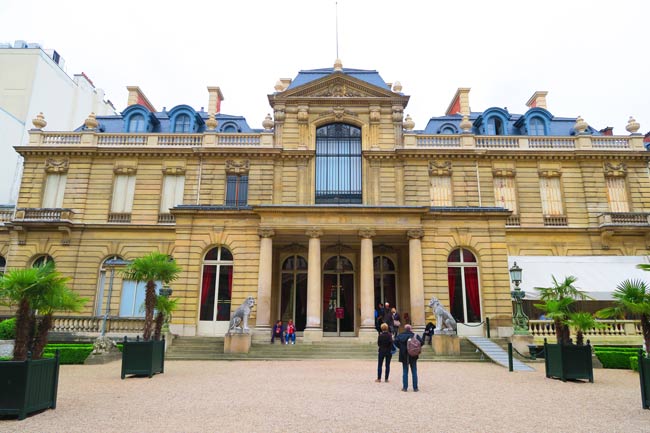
[1,0,648,134]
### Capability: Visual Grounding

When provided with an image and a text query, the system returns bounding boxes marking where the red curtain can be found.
[464,267,481,319]
[447,267,456,308]
[200,265,216,320]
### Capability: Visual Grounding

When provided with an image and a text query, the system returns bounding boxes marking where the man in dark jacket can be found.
[394,324,423,392]
[383,302,393,334]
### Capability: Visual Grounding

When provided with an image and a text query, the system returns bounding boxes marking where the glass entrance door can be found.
[322,255,355,336]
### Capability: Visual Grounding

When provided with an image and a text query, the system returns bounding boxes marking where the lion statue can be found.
[429,297,457,334]
[228,296,256,334]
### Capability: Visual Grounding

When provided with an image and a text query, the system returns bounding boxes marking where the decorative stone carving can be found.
[297,106,309,122]
[429,297,457,334]
[358,228,376,239]
[460,115,472,133]
[626,116,640,134]
[333,58,343,72]
[228,296,255,334]
[392,106,404,123]
[319,106,357,120]
[206,113,218,131]
[162,166,186,175]
[225,160,250,174]
[113,165,137,175]
[32,112,47,129]
[392,81,402,93]
[403,114,415,131]
[305,228,323,238]
[574,116,588,134]
[428,160,452,177]
[84,112,98,130]
[369,106,381,123]
[45,159,69,174]
[538,168,561,178]
[604,162,627,178]
[313,83,362,98]
[406,229,424,240]
[262,113,274,131]
[274,107,286,122]
[492,168,516,177]
[258,227,275,238]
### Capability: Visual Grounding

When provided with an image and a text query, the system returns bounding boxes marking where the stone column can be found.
[407,229,425,331]
[358,229,376,342]
[304,228,323,341]
[255,228,275,332]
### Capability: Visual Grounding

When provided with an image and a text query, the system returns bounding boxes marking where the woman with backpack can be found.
[394,324,423,392]
[375,323,394,383]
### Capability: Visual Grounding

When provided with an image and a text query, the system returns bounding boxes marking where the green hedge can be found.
[42,344,93,364]
[631,356,639,372]
[0,318,16,340]
[593,346,639,354]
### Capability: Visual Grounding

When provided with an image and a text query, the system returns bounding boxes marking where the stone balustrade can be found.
[528,319,641,337]
[0,315,145,335]
[598,212,650,227]
[14,208,73,221]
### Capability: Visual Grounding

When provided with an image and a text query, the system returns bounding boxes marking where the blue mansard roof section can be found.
[75,108,256,133]
[286,67,390,91]
[422,111,600,136]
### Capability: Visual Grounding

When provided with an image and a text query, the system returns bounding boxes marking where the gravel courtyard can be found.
[2,359,649,433]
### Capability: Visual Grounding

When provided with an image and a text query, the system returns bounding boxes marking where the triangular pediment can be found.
[277,73,401,100]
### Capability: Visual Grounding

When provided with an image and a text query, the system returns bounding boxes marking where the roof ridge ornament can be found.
[333,58,343,72]
[626,116,640,134]
[32,112,47,130]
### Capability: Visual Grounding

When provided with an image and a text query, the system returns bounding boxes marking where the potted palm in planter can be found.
[535,275,594,382]
[120,252,181,379]
[0,263,85,419]
[597,278,650,408]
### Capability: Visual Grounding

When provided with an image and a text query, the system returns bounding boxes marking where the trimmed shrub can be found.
[595,350,638,369]
[42,343,93,364]
[0,318,17,340]
[631,356,639,372]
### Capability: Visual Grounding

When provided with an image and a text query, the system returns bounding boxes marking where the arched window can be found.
[95,255,122,316]
[174,114,191,133]
[128,114,146,132]
[315,123,362,204]
[486,117,505,135]
[33,254,54,268]
[447,248,481,323]
[280,254,308,331]
[200,246,234,322]
[222,123,238,133]
[440,126,456,134]
[322,253,355,335]
[0,255,5,275]
[373,255,396,309]
[528,117,546,136]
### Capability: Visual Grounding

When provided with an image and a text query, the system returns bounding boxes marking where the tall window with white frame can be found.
[604,163,630,212]
[174,114,191,133]
[539,169,566,226]
[373,255,396,309]
[199,246,234,323]
[95,255,122,316]
[493,168,519,225]
[447,248,481,324]
[119,279,161,317]
[109,167,136,223]
[280,254,308,331]
[315,123,362,204]
[224,160,249,207]
[159,168,185,222]
[429,161,453,206]
[42,160,68,208]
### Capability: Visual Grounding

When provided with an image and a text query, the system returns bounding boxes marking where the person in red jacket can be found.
[285,319,296,344]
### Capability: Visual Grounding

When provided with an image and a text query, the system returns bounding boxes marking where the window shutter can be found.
[606,177,629,212]
[431,176,452,206]
[493,177,517,213]
[540,177,563,215]
[42,173,67,208]
[111,174,136,212]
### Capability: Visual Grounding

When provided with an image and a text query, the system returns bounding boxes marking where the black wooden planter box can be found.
[121,337,165,379]
[544,339,593,382]
[0,352,60,420]
[639,350,650,409]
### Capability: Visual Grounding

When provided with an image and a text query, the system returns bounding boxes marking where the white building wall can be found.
[0,45,115,204]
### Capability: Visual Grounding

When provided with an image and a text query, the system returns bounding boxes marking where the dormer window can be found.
[439,123,458,134]
[518,108,552,136]
[174,114,191,132]
[128,114,146,132]
[487,117,504,135]
[222,123,238,133]
[528,117,545,136]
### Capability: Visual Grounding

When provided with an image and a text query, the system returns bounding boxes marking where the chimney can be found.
[599,127,614,136]
[445,88,471,116]
[126,86,156,112]
[526,91,548,109]
[207,86,225,115]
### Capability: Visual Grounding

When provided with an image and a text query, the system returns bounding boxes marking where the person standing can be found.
[271,320,284,344]
[376,323,393,383]
[391,307,401,338]
[285,319,296,344]
[383,302,393,335]
[395,324,423,392]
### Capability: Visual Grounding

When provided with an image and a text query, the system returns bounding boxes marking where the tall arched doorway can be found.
[279,254,308,331]
[322,254,355,336]
[447,248,482,324]
[373,255,397,309]
[198,246,234,335]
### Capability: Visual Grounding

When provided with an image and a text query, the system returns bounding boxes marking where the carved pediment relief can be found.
[318,106,358,120]
[225,159,250,174]
[429,161,452,177]
[44,159,69,174]
[277,75,400,100]
[604,162,627,178]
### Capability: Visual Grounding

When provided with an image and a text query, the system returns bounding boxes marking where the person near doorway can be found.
[383,302,394,334]
[376,323,393,383]
[285,319,296,344]
[395,324,423,392]
[391,307,401,338]
[422,322,435,345]
[271,320,285,344]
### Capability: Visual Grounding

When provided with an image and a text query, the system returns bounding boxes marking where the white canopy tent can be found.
[507,256,650,301]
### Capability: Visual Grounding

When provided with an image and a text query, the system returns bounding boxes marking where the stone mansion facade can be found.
[1,60,648,341]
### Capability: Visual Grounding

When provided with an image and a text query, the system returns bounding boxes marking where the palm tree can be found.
[597,279,650,354]
[122,252,181,341]
[153,295,178,341]
[0,263,86,360]
[535,275,590,345]
[566,312,603,346]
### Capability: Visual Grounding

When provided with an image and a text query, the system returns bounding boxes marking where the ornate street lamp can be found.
[509,261,529,335]
[159,284,173,298]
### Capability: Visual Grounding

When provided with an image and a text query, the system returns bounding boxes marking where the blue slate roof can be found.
[75,107,256,134]
[422,109,600,136]
[286,67,390,91]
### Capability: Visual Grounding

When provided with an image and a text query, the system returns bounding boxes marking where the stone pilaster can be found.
[407,229,425,331]
[304,228,323,341]
[358,228,376,342]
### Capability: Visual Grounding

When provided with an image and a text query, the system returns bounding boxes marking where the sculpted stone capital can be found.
[305,228,323,239]
[358,228,376,239]
[225,159,250,175]
[406,229,424,240]
[604,162,627,178]
[44,158,69,174]
[258,227,275,238]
